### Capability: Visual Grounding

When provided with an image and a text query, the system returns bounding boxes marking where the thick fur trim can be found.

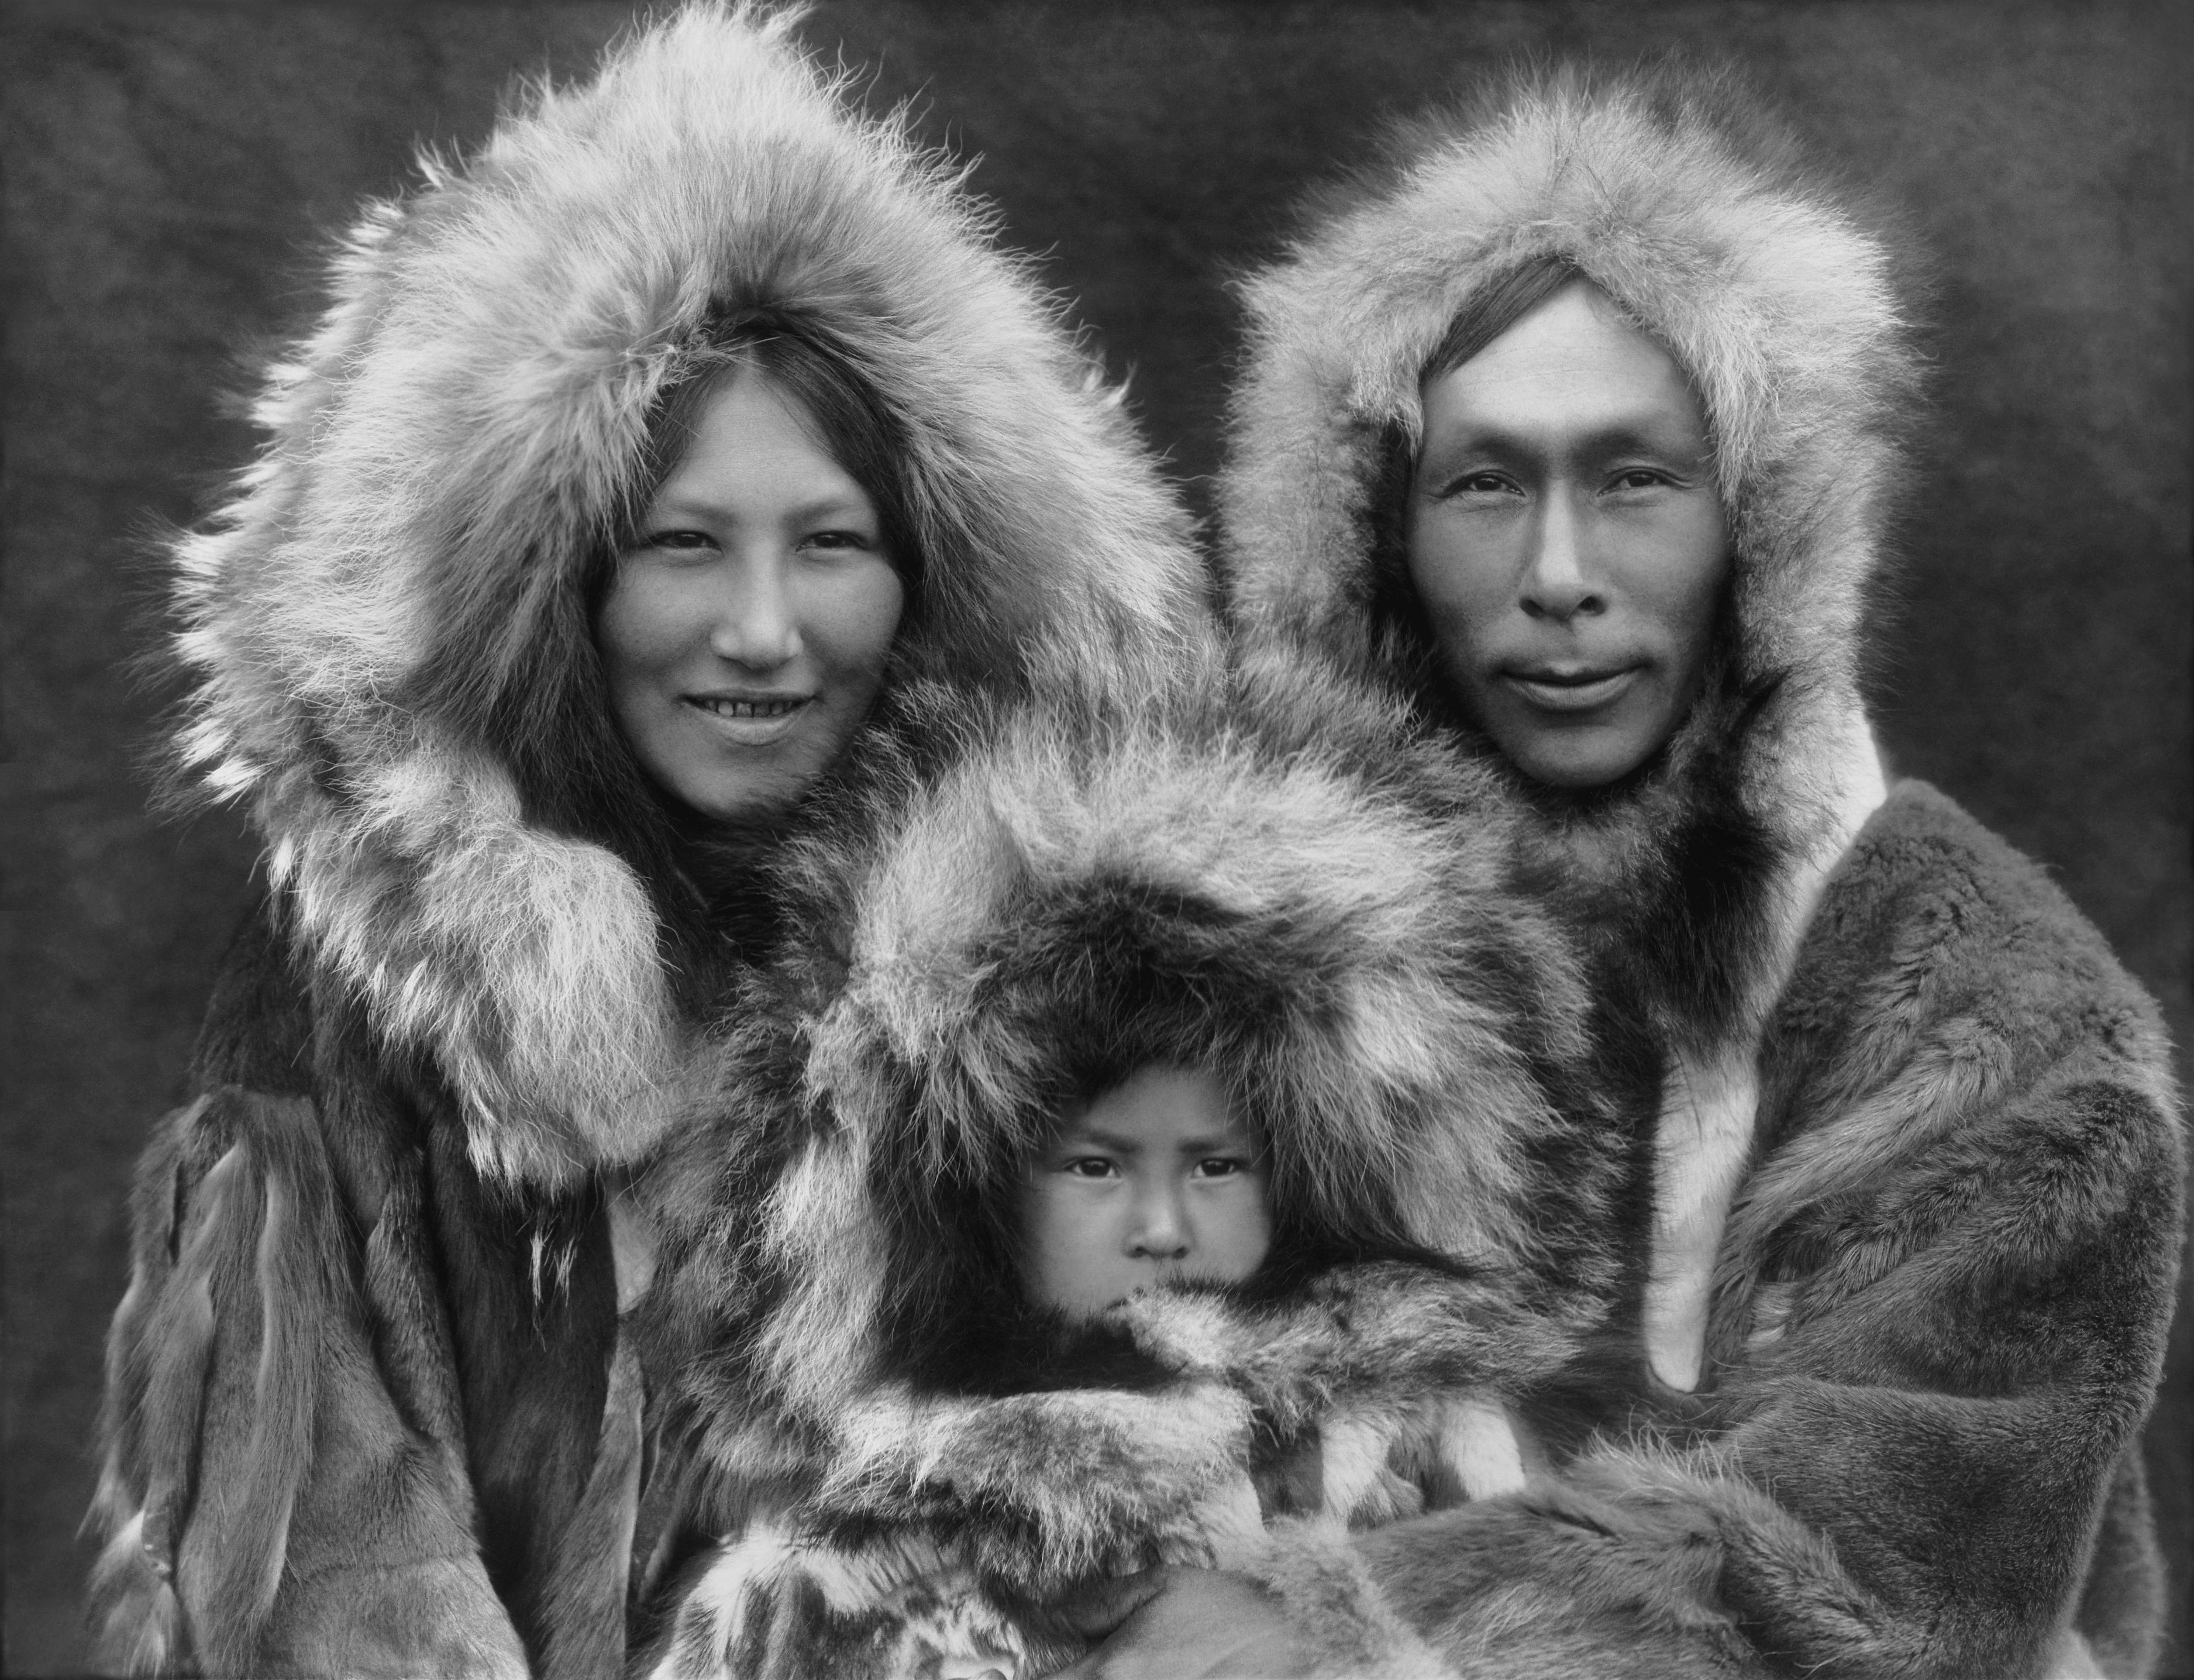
[168,2,1211,1189]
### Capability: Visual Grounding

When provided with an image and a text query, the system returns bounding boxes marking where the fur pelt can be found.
[1215,60,2183,1679]
[165,0,1212,1194]
[628,664,1635,1678]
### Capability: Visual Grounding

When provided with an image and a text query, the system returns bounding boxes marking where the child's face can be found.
[1018,1066,1270,1318]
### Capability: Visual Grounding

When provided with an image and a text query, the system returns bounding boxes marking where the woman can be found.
[1071,64,2183,1679]
[87,7,1210,1676]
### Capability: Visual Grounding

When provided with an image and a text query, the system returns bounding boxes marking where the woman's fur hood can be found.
[166,2,1211,1190]
[633,666,1631,1660]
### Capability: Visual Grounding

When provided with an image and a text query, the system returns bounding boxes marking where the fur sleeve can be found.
[88,1090,528,1679]
[1335,1060,2183,1680]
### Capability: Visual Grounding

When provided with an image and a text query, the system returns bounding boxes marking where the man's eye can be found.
[1447,472,1514,496]
[1610,470,1668,491]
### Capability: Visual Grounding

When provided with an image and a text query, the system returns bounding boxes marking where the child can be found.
[630,674,1634,1679]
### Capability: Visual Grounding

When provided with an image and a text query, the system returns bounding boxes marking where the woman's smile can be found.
[683,691,815,743]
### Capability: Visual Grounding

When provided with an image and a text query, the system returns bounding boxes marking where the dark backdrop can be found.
[6,3,2188,1674]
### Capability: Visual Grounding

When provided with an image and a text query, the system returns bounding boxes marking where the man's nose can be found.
[1125,1182,1191,1261]
[1519,493,1606,621]
[708,550,803,666]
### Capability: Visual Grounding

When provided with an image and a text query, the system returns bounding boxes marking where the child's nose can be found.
[1125,1182,1190,1260]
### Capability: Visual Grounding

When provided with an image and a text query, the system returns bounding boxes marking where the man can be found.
[1064,64,2183,1680]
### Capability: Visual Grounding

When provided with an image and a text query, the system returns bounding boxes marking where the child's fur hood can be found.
[635,663,1631,1644]
[166,2,1210,1190]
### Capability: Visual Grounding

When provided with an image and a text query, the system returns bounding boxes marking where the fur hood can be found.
[632,666,1631,1667]
[1220,62,1912,872]
[165,2,1211,1190]
[1218,63,1924,1392]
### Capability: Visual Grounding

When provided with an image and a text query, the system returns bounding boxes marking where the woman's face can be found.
[598,369,905,825]
[1407,280,1728,790]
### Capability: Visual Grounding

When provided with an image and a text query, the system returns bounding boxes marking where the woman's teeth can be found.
[693,697,804,718]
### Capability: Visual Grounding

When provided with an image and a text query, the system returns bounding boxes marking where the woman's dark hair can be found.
[1365,253,1584,694]
[621,309,926,596]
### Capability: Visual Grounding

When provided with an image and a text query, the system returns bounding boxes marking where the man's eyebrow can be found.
[1452,420,1691,456]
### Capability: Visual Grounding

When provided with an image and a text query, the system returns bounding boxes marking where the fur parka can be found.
[89,8,1214,1676]
[1217,64,2185,1679]
[626,662,1635,1679]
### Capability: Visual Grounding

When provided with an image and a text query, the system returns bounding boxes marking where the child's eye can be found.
[1193,1157,1248,1179]
[1062,1157,1120,1180]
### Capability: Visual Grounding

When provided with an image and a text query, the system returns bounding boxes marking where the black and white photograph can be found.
[6,3,2188,1676]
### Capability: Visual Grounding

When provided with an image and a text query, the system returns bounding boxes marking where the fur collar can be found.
[165,4,1211,1189]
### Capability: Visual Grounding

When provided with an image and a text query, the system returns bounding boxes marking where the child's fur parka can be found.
[88,8,1214,1676]
[629,664,1633,1679]
[1218,63,2184,1679]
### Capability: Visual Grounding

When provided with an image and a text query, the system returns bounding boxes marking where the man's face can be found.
[1018,1066,1269,1318]
[1407,280,1728,789]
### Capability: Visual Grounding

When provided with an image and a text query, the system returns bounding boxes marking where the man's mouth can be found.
[1500,665,1640,711]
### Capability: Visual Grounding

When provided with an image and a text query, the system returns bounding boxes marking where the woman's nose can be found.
[1125,1183,1191,1261]
[1519,494,1605,621]
[708,550,803,667]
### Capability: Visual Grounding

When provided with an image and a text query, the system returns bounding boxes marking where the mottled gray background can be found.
[5,2,2188,1674]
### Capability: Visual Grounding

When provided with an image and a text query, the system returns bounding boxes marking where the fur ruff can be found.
[632,667,1632,1677]
[164,1,1211,1190]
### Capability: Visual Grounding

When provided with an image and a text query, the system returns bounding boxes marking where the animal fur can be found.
[91,7,1215,1674]
[629,665,1635,1678]
[1217,61,2185,1678]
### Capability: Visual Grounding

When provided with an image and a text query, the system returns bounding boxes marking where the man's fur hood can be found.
[166,2,1211,1191]
[631,667,1631,1674]
[1220,62,1914,873]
